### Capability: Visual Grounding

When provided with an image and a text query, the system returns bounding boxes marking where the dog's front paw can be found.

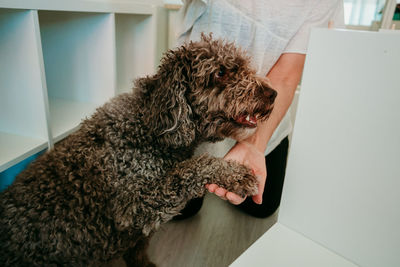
[216,161,258,197]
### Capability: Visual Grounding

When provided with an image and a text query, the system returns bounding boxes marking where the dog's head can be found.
[139,34,276,147]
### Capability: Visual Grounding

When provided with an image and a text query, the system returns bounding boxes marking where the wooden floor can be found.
[147,194,277,267]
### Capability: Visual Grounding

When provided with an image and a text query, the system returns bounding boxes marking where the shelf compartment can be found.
[38,11,116,140]
[115,7,168,95]
[48,98,99,142]
[115,13,157,94]
[0,9,50,170]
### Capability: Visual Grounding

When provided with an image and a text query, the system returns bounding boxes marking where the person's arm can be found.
[207,52,305,205]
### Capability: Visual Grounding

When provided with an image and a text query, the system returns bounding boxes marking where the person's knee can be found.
[253,206,278,218]
[237,199,280,218]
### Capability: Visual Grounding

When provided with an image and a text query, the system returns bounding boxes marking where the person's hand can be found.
[206,141,267,205]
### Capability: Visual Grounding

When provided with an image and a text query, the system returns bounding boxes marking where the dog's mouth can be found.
[235,114,258,128]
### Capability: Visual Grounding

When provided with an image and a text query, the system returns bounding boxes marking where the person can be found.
[173,0,345,219]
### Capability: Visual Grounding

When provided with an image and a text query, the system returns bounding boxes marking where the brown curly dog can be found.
[0,34,276,266]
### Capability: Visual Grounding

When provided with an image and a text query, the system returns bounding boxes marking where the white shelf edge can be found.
[110,12,118,98]
[31,9,54,148]
[0,132,48,172]
[0,0,156,14]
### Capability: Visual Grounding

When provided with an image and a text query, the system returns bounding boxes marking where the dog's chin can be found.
[229,127,257,141]
[214,120,258,142]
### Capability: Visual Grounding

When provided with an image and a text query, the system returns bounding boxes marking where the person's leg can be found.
[236,136,289,218]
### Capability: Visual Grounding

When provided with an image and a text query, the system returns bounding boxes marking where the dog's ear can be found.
[139,47,196,148]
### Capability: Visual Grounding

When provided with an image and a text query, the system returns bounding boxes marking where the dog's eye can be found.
[216,68,227,78]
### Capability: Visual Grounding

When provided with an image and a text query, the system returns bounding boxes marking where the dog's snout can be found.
[256,80,277,103]
[254,77,276,102]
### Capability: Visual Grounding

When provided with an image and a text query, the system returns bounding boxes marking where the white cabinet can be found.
[0,1,167,173]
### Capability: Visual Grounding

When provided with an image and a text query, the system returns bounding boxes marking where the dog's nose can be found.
[259,84,277,103]
[255,77,277,103]
[268,89,277,102]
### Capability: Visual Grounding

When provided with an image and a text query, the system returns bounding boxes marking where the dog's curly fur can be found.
[0,34,276,266]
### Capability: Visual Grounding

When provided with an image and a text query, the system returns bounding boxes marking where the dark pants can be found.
[174,136,289,220]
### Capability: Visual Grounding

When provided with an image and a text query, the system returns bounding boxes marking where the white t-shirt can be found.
[177,0,345,157]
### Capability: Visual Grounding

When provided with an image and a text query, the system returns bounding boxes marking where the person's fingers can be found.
[226,192,246,205]
[252,194,262,204]
[252,175,266,204]
[215,187,228,200]
[207,184,218,193]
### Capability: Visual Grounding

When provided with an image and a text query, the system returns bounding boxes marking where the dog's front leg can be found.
[167,154,258,201]
[131,154,258,228]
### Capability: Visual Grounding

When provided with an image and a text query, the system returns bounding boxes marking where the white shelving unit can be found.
[0,1,167,172]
